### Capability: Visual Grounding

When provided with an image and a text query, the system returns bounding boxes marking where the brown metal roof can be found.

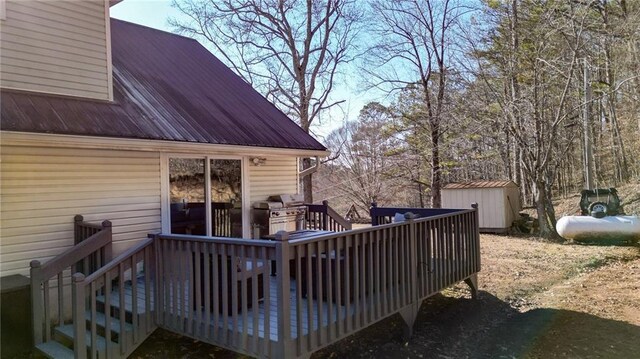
[443,181,518,189]
[0,19,326,152]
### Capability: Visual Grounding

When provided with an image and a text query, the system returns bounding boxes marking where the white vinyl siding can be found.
[248,156,299,205]
[0,146,161,276]
[0,0,111,100]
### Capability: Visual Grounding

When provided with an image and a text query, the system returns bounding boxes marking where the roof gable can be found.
[1,19,326,152]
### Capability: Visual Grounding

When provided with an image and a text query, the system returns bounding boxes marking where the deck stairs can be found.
[34,277,154,359]
[31,216,157,359]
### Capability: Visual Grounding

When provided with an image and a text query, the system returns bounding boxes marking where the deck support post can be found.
[274,231,294,358]
[464,273,478,299]
[30,260,43,345]
[398,303,420,340]
[400,212,421,340]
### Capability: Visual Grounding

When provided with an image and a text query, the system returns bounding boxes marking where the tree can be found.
[365,0,469,208]
[171,0,363,202]
[324,102,401,212]
[472,0,598,238]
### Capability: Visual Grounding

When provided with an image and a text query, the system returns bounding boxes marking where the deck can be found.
[32,205,480,359]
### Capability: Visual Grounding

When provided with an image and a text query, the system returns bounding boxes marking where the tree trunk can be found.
[302,157,313,203]
[431,126,442,208]
[535,180,561,241]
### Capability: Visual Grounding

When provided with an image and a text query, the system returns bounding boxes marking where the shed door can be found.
[168,157,244,237]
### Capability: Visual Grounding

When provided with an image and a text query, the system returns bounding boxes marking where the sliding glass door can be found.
[209,159,243,237]
[168,157,243,237]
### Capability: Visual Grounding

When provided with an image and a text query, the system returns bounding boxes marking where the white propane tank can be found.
[556,215,640,242]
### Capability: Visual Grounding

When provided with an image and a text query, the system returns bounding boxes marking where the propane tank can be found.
[556,215,640,242]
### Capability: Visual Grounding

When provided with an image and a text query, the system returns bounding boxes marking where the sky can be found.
[110,0,376,140]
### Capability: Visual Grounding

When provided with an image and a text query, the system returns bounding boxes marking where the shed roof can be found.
[443,181,518,189]
[0,19,326,152]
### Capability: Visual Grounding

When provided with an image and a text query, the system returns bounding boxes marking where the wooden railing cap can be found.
[101,220,112,228]
[471,203,479,209]
[274,230,290,241]
[74,214,84,222]
[72,273,85,282]
[30,260,41,268]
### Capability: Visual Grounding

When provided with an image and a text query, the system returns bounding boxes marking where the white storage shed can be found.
[442,181,521,233]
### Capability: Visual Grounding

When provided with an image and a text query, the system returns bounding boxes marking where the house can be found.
[0,2,481,358]
[0,0,327,278]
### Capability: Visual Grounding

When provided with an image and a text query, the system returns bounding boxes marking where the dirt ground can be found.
[129,234,640,359]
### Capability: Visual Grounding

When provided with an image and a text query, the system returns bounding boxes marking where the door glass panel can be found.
[210,159,243,237]
[169,158,206,235]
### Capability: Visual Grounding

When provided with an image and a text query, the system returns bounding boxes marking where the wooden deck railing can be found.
[39,205,478,357]
[151,234,276,357]
[284,206,480,357]
[370,202,465,225]
[30,217,112,346]
[305,201,352,232]
[71,237,157,358]
[148,204,479,358]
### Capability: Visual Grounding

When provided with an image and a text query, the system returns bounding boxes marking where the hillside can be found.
[551,181,640,218]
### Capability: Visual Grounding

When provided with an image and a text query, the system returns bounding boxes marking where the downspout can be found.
[299,156,320,178]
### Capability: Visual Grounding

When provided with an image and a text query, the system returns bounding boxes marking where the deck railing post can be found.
[322,200,329,230]
[370,202,378,226]
[404,212,418,302]
[399,212,420,339]
[149,233,162,326]
[274,231,293,358]
[30,260,43,345]
[72,273,87,359]
[74,215,84,245]
[471,203,481,272]
[101,220,113,262]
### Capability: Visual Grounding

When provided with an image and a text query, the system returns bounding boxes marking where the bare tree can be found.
[365,0,469,208]
[171,0,363,202]
[324,102,402,211]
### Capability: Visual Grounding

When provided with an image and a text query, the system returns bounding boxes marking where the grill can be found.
[251,194,306,239]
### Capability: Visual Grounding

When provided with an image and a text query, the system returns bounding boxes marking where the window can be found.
[166,156,244,238]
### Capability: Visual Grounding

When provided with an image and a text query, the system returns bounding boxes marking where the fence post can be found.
[74,215,84,245]
[274,231,293,358]
[398,212,419,340]
[30,260,43,345]
[102,220,113,262]
[72,273,87,359]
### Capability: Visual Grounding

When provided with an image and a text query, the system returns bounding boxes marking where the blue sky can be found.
[110,1,374,140]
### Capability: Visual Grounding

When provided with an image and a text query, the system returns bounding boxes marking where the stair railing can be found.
[71,237,156,359]
[305,200,353,231]
[30,217,112,346]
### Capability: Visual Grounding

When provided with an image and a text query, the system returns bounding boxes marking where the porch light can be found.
[250,157,266,166]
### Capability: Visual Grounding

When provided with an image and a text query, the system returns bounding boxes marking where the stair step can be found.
[95,279,152,316]
[55,324,109,351]
[88,310,134,335]
[35,341,74,359]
